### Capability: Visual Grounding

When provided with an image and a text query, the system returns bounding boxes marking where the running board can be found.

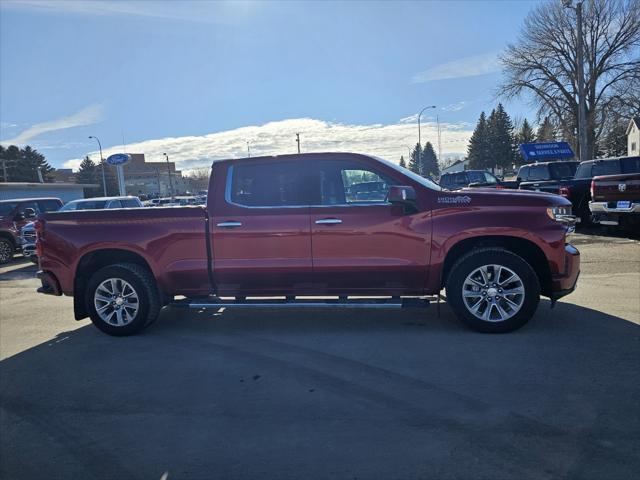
[173,296,434,310]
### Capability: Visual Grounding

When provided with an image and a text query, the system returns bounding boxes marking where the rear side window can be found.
[621,156,640,174]
[108,200,123,208]
[483,172,498,184]
[229,161,309,207]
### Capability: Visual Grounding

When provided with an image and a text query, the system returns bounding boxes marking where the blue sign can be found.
[519,142,575,161]
[106,153,131,166]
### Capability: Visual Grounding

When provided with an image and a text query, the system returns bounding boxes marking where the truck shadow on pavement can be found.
[1,300,639,480]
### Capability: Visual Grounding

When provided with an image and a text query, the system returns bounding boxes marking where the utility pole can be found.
[563,0,588,160]
[89,135,107,196]
[163,153,174,200]
[247,141,251,158]
[155,167,162,197]
[1,159,7,182]
[296,133,301,153]
[436,115,442,165]
[417,105,436,174]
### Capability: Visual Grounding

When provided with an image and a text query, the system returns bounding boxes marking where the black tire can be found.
[85,262,161,336]
[445,248,540,333]
[577,201,593,227]
[0,238,14,264]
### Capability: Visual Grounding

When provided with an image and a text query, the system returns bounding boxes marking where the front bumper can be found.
[549,244,580,302]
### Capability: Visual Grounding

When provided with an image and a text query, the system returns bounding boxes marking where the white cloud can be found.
[2,0,257,24]
[1,104,103,146]
[63,117,472,172]
[442,101,469,112]
[412,53,501,83]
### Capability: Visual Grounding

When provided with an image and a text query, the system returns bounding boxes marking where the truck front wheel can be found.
[85,263,161,336]
[446,248,540,333]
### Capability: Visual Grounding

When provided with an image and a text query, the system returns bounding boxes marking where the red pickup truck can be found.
[35,153,580,335]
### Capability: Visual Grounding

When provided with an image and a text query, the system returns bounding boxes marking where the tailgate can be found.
[592,173,640,202]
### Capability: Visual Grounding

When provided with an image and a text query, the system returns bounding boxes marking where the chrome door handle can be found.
[216,221,242,228]
[315,218,342,225]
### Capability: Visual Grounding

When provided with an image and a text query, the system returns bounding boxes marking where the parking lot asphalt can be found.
[1,231,639,480]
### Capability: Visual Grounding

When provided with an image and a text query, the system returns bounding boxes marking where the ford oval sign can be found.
[106,153,131,166]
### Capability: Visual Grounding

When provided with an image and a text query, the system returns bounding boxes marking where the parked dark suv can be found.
[439,170,512,189]
[0,197,63,263]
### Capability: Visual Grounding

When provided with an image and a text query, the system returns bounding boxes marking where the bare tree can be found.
[499,0,640,159]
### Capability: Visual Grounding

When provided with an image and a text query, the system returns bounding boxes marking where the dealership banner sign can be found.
[519,142,575,161]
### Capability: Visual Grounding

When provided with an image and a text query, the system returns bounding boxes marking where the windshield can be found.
[549,162,578,180]
[0,202,18,216]
[373,156,442,191]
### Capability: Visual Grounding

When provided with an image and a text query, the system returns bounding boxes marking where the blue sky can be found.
[0,0,541,170]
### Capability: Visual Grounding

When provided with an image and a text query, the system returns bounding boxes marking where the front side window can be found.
[229,161,309,207]
[108,200,123,209]
[549,162,578,180]
[467,171,485,184]
[121,198,142,208]
[575,163,592,179]
[317,161,395,205]
[0,202,19,217]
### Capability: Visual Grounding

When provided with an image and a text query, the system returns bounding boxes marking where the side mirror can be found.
[23,208,36,219]
[388,186,417,213]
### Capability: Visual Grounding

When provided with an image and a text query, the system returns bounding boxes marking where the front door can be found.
[210,158,313,296]
[310,158,431,295]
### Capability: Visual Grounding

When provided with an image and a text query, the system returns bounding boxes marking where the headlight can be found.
[546,206,572,220]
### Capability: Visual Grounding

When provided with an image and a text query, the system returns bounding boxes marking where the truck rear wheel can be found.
[85,263,161,336]
[446,248,540,333]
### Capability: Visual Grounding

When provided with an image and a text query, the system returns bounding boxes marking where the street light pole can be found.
[246,141,251,158]
[417,105,436,174]
[296,133,301,153]
[163,153,174,200]
[88,135,107,196]
[563,0,588,160]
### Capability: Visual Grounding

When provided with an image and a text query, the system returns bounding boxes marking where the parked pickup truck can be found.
[589,172,640,229]
[35,153,580,336]
[518,157,640,225]
[0,197,63,263]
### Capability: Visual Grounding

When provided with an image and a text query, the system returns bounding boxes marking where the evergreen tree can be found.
[399,155,406,168]
[75,156,102,197]
[467,112,491,170]
[536,117,556,142]
[515,118,536,165]
[408,143,422,175]
[422,141,439,178]
[601,121,628,158]
[486,103,515,171]
[0,145,54,182]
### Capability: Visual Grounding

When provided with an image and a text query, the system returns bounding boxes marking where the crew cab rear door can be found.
[210,158,313,295]
[309,158,430,295]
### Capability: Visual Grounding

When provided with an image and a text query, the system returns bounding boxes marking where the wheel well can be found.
[441,236,551,294]
[73,249,154,320]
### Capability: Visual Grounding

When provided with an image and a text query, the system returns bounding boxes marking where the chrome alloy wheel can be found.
[94,278,139,326]
[462,264,525,322]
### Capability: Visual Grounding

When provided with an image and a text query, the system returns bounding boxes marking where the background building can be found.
[0,182,96,202]
[123,154,187,196]
[628,118,640,157]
